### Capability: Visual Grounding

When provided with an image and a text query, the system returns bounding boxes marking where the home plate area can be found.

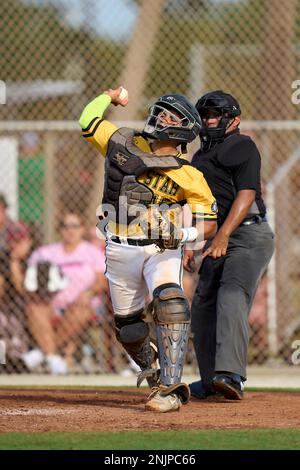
[0,388,299,432]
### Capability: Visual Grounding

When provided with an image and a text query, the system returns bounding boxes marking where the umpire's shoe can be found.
[145,383,190,412]
[212,373,244,400]
[189,380,217,399]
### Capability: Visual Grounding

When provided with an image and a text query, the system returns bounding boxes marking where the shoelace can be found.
[147,386,160,400]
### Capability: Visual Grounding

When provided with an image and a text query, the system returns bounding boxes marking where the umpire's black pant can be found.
[191,222,274,384]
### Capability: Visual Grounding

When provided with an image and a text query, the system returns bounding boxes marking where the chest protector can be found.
[102,128,183,222]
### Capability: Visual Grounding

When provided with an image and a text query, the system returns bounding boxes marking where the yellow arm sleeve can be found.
[79,94,111,129]
[79,94,118,156]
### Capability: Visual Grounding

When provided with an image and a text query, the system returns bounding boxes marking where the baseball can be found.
[119,86,128,101]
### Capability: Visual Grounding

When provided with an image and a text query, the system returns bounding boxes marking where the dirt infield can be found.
[0,388,299,432]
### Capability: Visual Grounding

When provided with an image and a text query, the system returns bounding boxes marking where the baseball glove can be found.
[139,207,181,252]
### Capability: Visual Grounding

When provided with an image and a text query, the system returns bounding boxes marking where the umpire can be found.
[184,90,274,400]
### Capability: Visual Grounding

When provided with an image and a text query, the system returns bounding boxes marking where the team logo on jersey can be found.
[211,200,218,213]
[113,152,129,166]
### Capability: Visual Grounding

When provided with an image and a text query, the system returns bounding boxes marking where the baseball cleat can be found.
[145,385,182,412]
[189,380,218,399]
[212,373,244,400]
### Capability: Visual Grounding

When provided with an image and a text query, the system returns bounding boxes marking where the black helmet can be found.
[143,94,201,148]
[196,90,241,143]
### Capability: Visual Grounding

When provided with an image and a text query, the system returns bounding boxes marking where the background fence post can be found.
[44,132,56,243]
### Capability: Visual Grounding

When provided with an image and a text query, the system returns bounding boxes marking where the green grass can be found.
[0,429,299,450]
[0,388,298,449]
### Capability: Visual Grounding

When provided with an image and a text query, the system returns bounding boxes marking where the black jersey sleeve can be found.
[218,136,261,191]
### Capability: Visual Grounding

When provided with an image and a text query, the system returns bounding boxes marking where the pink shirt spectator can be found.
[29,240,105,310]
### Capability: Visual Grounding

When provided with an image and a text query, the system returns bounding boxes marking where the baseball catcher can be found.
[79,87,217,412]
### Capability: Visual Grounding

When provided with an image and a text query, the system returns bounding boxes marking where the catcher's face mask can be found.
[147,106,185,137]
[143,94,201,145]
[156,108,182,128]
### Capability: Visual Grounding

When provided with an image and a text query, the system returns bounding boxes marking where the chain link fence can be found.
[0,0,300,375]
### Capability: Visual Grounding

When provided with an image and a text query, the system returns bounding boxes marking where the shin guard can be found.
[153,283,190,386]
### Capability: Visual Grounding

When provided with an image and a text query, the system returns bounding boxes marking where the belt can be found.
[110,236,155,246]
[240,215,267,226]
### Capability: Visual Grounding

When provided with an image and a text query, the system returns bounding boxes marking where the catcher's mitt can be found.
[139,207,181,252]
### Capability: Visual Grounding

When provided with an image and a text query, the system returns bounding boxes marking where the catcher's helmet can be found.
[143,94,201,147]
[196,90,241,143]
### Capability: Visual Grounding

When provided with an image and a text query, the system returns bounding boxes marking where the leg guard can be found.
[153,283,190,390]
[114,310,159,387]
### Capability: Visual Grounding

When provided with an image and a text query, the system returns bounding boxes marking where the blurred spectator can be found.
[0,193,13,250]
[86,225,106,252]
[0,221,33,369]
[18,132,45,228]
[24,212,107,374]
[84,225,123,373]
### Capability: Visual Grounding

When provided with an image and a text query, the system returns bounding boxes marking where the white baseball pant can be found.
[105,239,183,316]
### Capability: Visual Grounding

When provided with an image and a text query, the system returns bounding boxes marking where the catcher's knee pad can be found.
[152,283,190,324]
[115,309,148,345]
[114,310,156,379]
[152,283,190,386]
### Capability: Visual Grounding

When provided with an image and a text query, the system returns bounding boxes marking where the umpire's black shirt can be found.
[192,129,266,227]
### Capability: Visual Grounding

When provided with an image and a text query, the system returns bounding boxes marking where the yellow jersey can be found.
[80,98,217,237]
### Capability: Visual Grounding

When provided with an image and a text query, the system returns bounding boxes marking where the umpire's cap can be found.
[196,90,241,118]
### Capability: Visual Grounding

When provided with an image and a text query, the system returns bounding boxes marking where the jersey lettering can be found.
[141,172,180,197]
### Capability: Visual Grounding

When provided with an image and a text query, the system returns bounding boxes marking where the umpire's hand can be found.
[202,232,229,259]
